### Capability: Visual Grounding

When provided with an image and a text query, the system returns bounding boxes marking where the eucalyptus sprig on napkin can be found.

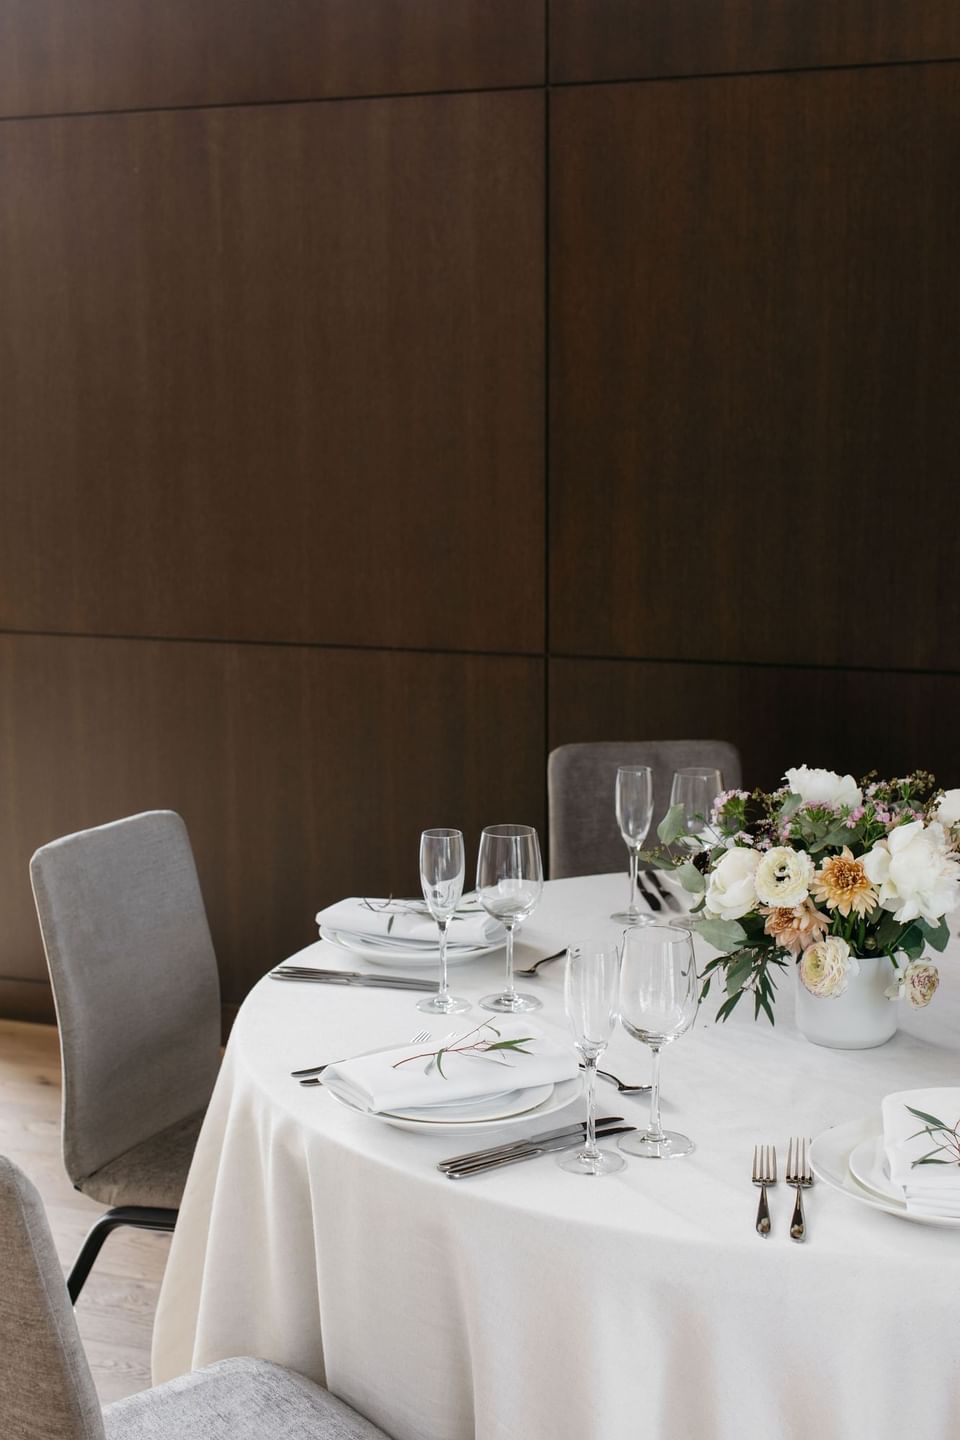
[393,1020,535,1079]
[904,1105,960,1168]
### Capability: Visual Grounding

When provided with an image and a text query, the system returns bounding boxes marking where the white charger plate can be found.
[324,1075,581,1134]
[324,928,502,967]
[810,1116,960,1228]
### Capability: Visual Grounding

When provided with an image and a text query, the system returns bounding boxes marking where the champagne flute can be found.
[617,925,699,1159]
[417,829,471,1016]
[558,942,625,1176]
[669,767,723,843]
[476,824,544,1014]
[611,765,654,926]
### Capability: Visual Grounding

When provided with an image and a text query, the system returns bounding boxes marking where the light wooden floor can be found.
[0,1018,169,1404]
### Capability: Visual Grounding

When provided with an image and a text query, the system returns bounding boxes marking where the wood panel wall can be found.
[2,1,957,1021]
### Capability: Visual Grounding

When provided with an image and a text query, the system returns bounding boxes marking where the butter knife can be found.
[438,1117,624,1171]
[444,1125,636,1178]
[270,968,438,993]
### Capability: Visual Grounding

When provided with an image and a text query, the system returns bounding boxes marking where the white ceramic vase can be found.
[794,954,899,1050]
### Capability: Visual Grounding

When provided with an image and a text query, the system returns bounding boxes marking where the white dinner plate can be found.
[324,1075,581,1134]
[810,1116,960,1228]
[323,928,502,967]
[383,1083,555,1124]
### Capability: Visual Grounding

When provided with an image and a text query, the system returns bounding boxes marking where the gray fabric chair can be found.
[0,1155,394,1440]
[29,812,222,1301]
[548,740,743,879]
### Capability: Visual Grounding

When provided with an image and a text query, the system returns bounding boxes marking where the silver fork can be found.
[752,1144,777,1237]
[786,1136,813,1242]
[513,949,567,978]
[293,1028,430,1080]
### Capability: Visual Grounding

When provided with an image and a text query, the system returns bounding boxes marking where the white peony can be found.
[862,820,960,926]
[783,765,862,809]
[798,937,858,998]
[704,847,760,922]
[935,789,960,826]
[754,846,815,908]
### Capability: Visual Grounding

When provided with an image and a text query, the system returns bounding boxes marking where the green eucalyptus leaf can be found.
[657,803,687,845]
[905,1105,950,1130]
[691,916,747,952]
[715,991,743,1022]
[917,917,951,953]
[675,860,706,894]
[725,951,757,994]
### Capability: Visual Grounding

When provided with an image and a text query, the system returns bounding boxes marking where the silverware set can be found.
[753,1138,813,1240]
[638,869,683,914]
[437,1118,636,1178]
[271,966,439,993]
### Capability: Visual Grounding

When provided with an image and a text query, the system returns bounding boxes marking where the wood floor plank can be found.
[0,1018,166,1401]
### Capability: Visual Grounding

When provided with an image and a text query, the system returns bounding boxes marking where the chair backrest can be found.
[30,811,221,1187]
[0,1155,106,1440]
[547,740,742,879]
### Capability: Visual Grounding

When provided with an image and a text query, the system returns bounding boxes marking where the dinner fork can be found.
[292,1029,430,1079]
[752,1144,777,1237]
[786,1136,813,1242]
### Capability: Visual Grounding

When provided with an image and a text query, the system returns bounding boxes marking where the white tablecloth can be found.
[153,875,960,1440]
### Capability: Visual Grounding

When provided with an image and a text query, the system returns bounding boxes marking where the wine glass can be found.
[617,924,699,1159]
[611,766,654,926]
[417,829,471,1016]
[669,767,722,843]
[476,824,544,1014]
[558,942,625,1176]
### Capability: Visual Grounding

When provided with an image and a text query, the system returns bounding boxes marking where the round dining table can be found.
[152,874,960,1440]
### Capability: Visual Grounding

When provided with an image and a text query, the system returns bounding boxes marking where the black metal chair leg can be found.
[67,1205,178,1303]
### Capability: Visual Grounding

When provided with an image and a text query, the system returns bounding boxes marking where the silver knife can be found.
[636,871,663,911]
[438,1116,624,1171]
[648,870,682,912]
[445,1126,636,1178]
[270,969,438,993]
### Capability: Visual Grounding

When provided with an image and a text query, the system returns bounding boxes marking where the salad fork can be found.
[752,1144,777,1237]
[786,1136,813,1242]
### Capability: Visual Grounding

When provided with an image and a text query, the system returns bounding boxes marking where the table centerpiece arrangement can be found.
[652,766,960,1048]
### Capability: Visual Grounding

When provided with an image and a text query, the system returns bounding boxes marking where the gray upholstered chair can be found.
[29,811,221,1302]
[0,1154,394,1440]
[548,740,742,879]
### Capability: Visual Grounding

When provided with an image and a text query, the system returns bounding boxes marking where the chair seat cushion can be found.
[77,1110,205,1210]
[103,1357,393,1440]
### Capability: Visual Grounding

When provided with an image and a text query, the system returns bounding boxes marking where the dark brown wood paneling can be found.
[550,657,960,796]
[0,1,544,118]
[0,634,545,1007]
[550,69,960,668]
[549,1,960,83]
[0,91,544,653]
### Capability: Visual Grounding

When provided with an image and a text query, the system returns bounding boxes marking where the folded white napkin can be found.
[316,897,503,951]
[321,1020,579,1115]
[882,1088,960,1217]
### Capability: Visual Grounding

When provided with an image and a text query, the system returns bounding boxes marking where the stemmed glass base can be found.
[417,992,471,1015]
[610,908,653,927]
[618,1129,695,1160]
[480,990,541,1014]
[558,1145,626,1176]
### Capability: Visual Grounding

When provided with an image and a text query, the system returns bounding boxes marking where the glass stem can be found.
[583,1054,599,1160]
[503,923,516,1001]
[648,1045,664,1141]
[437,918,450,1004]
[628,847,639,913]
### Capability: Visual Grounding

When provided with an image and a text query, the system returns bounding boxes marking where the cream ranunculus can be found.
[783,765,862,809]
[862,820,960,925]
[798,937,857,998]
[904,961,940,1009]
[935,789,960,826]
[704,846,760,922]
[754,846,815,908]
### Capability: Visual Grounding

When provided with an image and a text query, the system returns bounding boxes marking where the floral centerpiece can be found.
[653,766,960,1026]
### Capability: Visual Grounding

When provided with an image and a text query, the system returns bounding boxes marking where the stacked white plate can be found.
[810,1117,960,1228]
